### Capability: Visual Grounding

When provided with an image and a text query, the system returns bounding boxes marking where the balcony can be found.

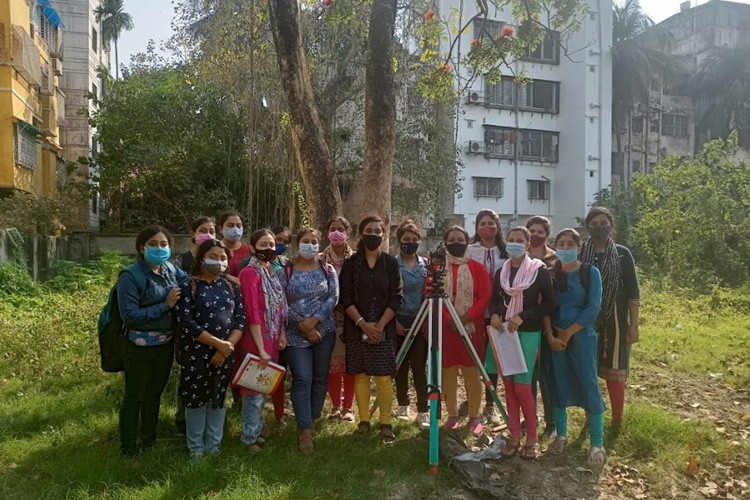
[41,96,57,137]
[11,25,42,88]
[56,89,65,123]
[40,64,55,95]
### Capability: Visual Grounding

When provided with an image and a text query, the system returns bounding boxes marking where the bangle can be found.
[355,317,364,326]
[543,329,553,336]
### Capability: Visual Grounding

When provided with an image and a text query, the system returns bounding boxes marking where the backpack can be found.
[97,261,177,373]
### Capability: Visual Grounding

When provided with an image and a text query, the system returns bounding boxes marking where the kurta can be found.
[227,243,251,277]
[441,260,492,368]
[543,265,606,413]
[175,278,247,409]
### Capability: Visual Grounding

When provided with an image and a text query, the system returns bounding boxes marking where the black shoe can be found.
[541,422,556,439]
[175,419,186,436]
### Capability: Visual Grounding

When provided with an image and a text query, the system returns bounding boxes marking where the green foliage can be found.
[0,263,38,297]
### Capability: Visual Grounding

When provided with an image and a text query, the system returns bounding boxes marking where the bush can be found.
[0,263,38,296]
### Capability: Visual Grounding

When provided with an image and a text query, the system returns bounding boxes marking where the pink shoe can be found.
[443,416,460,430]
[468,417,483,435]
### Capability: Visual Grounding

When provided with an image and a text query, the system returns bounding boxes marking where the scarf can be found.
[499,255,545,320]
[445,253,476,335]
[248,256,286,337]
[321,244,352,275]
[580,238,621,324]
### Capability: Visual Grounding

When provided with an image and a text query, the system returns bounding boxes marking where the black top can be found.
[489,265,556,332]
[175,250,195,274]
[339,252,403,342]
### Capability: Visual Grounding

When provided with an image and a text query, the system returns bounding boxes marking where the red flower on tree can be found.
[501,25,515,37]
[442,63,452,72]
[323,0,335,7]
[471,38,481,47]
[425,9,435,21]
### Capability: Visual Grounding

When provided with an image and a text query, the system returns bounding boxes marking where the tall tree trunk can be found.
[360,0,398,244]
[114,40,119,81]
[268,0,341,229]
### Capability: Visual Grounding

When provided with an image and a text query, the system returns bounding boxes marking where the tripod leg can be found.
[444,301,509,425]
[428,297,442,477]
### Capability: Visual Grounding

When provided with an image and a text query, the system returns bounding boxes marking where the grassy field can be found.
[0,259,748,499]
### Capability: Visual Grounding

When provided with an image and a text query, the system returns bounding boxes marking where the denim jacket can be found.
[116,259,187,346]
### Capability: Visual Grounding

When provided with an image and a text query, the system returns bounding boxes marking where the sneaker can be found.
[468,417,484,435]
[443,416,461,430]
[395,405,410,420]
[328,407,342,420]
[417,412,430,429]
[189,452,204,465]
[541,423,557,440]
[340,409,355,422]
[482,405,502,426]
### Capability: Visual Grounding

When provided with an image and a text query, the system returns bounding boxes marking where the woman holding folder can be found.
[490,226,555,459]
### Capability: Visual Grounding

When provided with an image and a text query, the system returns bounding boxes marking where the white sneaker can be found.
[417,412,430,429]
[396,405,410,420]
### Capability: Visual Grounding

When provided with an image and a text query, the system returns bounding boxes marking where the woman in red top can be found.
[441,226,492,434]
[218,211,250,277]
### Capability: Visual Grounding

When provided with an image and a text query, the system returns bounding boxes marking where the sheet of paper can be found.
[487,324,528,377]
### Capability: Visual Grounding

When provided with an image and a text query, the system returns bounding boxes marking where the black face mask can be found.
[445,242,468,258]
[589,225,612,241]
[401,242,419,255]
[362,234,383,251]
[254,248,276,262]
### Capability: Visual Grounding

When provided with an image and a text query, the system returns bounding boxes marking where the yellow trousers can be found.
[354,374,393,425]
[442,365,483,418]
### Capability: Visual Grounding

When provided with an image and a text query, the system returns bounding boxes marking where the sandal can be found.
[355,421,371,436]
[520,442,541,460]
[501,440,521,458]
[379,424,396,444]
[588,446,606,464]
[548,436,567,455]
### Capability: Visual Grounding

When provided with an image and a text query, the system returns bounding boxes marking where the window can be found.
[484,127,517,158]
[31,5,58,52]
[92,27,98,53]
[91,190,99,214]
[632,160,641,172]
[473,177,504,198]
[662,114,689,138]
[13,123,38,170]
[527,180,550,200]
[485,76,516,108]
[91,137,98,160]
[519,80,559,113]
[473,19,505,40]
[523,31,560,64]
[632,116,644,133]
[650,118,660,133]
[91,82,98,101]
[519,129,559,162]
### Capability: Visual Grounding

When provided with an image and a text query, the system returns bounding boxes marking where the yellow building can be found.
[0,0,65,197]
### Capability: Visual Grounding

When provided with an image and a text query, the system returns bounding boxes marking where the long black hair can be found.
[190,239,229,276]
[551,228,581,293]
[353,215,385,304]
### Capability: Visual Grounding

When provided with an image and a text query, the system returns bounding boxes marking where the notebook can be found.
[231,353,286,394]
[487,324,528,377]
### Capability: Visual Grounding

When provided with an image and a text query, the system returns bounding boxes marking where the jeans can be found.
[185,403,227,455]
[287,331,336,430]
[241,394,265,445]
[119,340,174,456]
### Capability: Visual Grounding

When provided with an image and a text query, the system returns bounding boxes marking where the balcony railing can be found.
[56,89,65,123]
[11,25,42,87]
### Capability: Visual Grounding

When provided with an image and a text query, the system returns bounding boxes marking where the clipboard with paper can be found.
[487,324,528,377]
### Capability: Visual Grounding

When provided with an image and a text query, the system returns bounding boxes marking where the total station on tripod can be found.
[426,243,448,298]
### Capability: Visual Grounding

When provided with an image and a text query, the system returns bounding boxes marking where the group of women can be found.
[115,206,639,465]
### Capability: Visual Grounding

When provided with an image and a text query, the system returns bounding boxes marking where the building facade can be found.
[615,0,750,186]
[54,0,109,230]
[1,0,65,198]
[442,0,612,230]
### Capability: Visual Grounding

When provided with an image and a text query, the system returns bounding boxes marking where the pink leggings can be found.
[503,379,538,442]
[328,371,355,410]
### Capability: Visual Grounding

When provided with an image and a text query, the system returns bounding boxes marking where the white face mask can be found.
[298,243,319,259]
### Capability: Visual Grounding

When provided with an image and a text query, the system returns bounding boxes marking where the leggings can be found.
[443,366,483,419]
[354,374,393,425]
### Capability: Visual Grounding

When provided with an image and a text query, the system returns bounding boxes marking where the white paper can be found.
[487,324,528,377]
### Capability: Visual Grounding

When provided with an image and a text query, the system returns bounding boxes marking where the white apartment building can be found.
[442,0,612,230]
[53,0,109,230]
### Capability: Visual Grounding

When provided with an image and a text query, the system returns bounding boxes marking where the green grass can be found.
[0,267,747,499]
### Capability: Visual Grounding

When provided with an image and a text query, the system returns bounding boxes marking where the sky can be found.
[115,0,750,69]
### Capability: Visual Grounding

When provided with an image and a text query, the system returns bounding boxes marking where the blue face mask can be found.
[506,242,527,258]
[223,226,243,243]
[144,246,171,266]
[555,248,579,264]
[275,242,288,255]
[298,243,319,260]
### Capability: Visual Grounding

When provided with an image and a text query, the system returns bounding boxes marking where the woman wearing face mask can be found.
[218,211,250,277]
[339,215,403,443]
[466,209,508,425]
[236,229,288,453]
[543,229,606,464]
[393,219,429,429]
[441,226,492,435]
[174,239,246,459]
[277,228,339,453]
[175,216,217,274]
[270,225,291,272]
[320,216,356,422]
[490,227,555,460]
[580,206,640,429]
[525,215,557,438]
[116,226,187,458]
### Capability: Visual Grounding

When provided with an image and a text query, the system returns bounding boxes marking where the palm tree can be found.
[94,0,134,80]
[692,46,750,150]
[611,0,677,178]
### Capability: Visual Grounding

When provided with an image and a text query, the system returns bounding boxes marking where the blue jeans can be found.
[287,331,336,430]
[185,403,226,455]
[241,394,265,445]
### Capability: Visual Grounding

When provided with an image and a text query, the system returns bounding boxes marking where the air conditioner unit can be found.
[469,92,481,102]
[52,57,63,76]
[467,141,484,154]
